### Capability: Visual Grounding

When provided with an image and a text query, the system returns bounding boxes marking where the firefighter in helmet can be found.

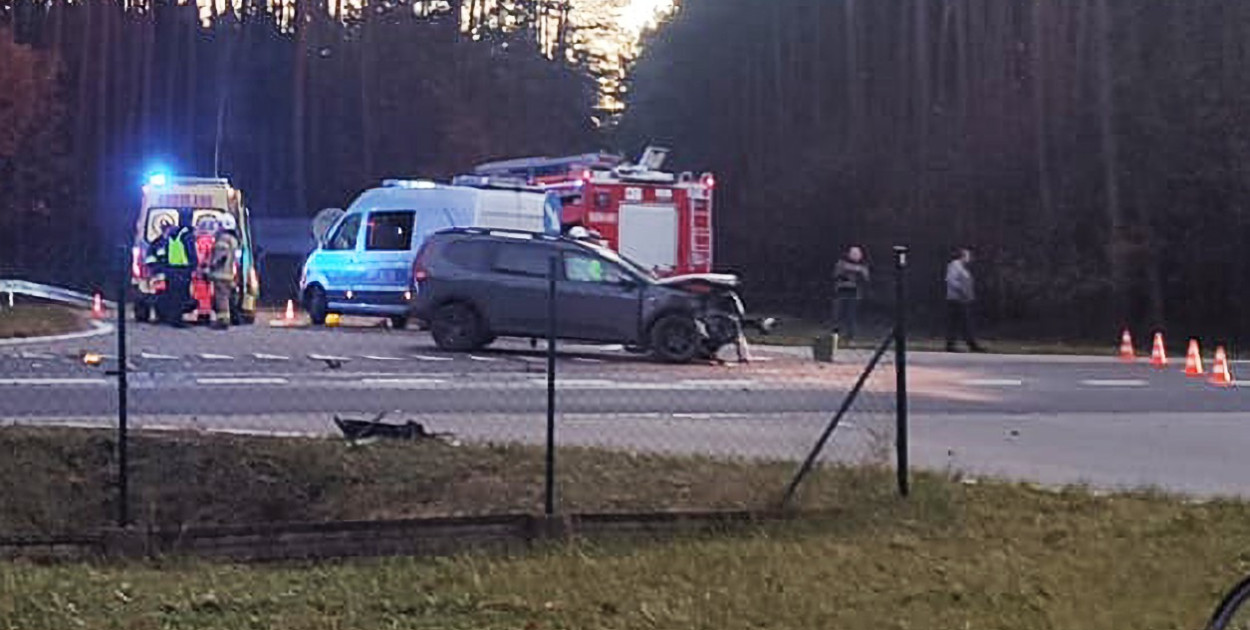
[208,214,240,330]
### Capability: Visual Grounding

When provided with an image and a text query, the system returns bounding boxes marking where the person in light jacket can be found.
[945,247,986,352]
[832,246,869,340]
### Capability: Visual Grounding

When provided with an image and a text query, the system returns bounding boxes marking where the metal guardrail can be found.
[0,280,117,309]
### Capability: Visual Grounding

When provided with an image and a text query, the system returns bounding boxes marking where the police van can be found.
[300,179,560,328]
[131,174,260,324]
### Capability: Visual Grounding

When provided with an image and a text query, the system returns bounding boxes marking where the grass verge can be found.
[0,301,88,339]
[0,426,888,536]
[3,476,1249,628]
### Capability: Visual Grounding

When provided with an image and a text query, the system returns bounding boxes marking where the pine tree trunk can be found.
[1094,0,1127,322]
[292,0,308,213]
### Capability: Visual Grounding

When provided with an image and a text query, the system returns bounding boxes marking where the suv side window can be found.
[563,252,625,284]
[492,242,553,277]
[325,214,362,251]
[366,211,415,251]
[443,239,494,271]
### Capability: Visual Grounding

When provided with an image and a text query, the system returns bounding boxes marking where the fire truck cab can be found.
[459,146,714,277]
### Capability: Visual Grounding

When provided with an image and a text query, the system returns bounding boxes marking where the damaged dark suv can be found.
[409,228,774,363]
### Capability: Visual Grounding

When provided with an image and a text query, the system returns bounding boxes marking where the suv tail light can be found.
[413,244,433,283]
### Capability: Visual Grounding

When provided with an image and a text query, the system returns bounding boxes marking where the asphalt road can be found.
[2,317,1249,496]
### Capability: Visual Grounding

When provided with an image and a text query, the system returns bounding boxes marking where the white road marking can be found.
[1081,379,1148,387]
[309,354,352,362]
[254,353,291,361]
[672,412,749,420]
[1229,381,1250,387]
[572,357,605,364]
[363,355,405,362]
[195,377,290,386]
[680,379,758,388]
[198,353,234,361]
[961,379,1024,386]
[140,352,179,360]
[0,378,109,386]
[468,355,499,362]
[413,355,454,362]
[359,378,446,387]
[19,351,55,360]
[529,378,616,388]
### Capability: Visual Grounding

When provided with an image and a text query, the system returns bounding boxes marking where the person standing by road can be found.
[153,223,197,328]
[208,215,240,330]
[945,247,986,352]
[832,246,870,340]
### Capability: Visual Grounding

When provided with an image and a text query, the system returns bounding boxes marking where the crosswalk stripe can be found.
[254,353,291,361]
[572,357,605,364]
[199,354,234,361]
[363,355,404,361]
[962,379,1024,386]
[413,355,454,362]
[468,355,499,362]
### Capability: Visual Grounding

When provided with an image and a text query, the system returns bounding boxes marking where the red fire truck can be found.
[454,146,715,277]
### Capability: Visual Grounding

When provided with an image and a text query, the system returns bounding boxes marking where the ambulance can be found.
[459,145,715,277]
[131,174,260,324]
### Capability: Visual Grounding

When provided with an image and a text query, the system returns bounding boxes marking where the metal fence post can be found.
[544,254,558,516]
[893,245,910,498]
[116,245,131,526]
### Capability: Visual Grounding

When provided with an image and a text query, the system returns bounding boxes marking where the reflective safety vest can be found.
[168,230,190,267]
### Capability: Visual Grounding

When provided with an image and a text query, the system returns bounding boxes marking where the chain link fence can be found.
[0,248,911,541]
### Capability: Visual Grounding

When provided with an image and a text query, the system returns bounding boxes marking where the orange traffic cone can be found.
[285,299,296,321]
[1210,346,1234,386]
[1184,339,1204,376]
[1150,332,1168,368]
[1119,329,1135,362]
[92,292,103,319]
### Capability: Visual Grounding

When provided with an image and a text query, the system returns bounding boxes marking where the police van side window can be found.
[326,214,362,251]
[492,242,551,277]
[366,211,415,251]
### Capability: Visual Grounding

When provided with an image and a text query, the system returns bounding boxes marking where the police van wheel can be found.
[134,301,151,323]
[306,286,328,325]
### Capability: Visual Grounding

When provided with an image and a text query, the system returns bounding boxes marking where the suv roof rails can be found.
[435,227,565,242]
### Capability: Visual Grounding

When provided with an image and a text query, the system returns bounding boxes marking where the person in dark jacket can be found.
[945,247,986,352]
[155,223,198,328]
[832,246,870,340]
